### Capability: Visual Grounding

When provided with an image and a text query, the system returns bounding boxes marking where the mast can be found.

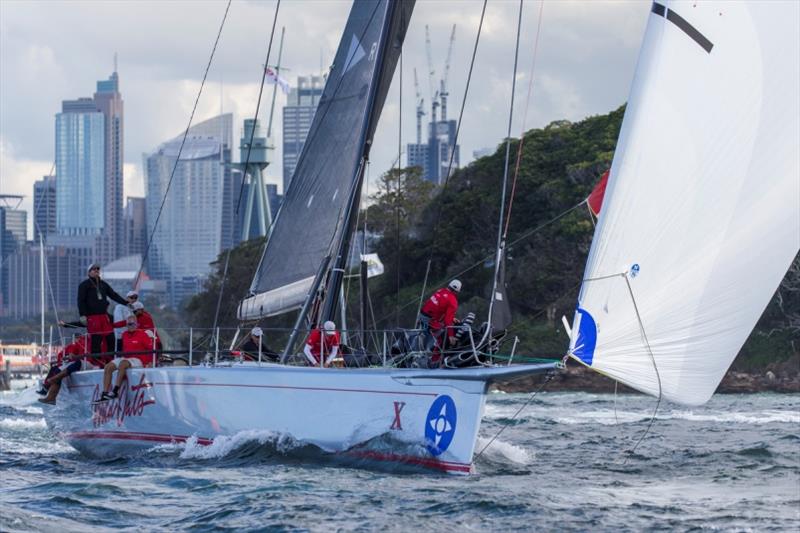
[318,1,404,325]
[39,233,45,347]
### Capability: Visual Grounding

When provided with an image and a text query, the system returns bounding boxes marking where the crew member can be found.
[77,263,131,357]
[418,279,462,351]
[95,316,156,403]
[239,327,279,362]
[37,334,92,405]
[303,321,340,367]
[113,290,138,351]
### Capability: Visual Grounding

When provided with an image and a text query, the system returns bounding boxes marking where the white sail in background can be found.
[569,1,800,406]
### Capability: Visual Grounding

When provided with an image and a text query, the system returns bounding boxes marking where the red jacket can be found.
[305,328,341,364]
[56,335,91,365]
[121,328,157,366]
[421,287,459,332]
[113,310,161,348]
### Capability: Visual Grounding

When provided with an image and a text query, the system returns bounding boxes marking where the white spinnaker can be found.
[569,1,800,406]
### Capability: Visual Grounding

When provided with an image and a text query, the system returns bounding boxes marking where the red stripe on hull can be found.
[64,431,472,473]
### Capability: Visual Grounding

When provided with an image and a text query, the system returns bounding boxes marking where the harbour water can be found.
[1,381,798,531]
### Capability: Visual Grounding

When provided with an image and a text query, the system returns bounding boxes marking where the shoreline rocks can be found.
[495,356,800,394]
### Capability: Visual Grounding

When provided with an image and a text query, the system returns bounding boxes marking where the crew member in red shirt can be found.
[95,316,157,403]
[303,320,341,367]
[113,301,161,350]
[37,334,93,405]
[418,279,462,351]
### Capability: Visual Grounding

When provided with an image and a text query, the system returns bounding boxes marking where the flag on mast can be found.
[265,67,290,94]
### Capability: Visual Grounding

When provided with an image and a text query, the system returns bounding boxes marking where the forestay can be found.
[239,0,414,319]
[569,0,800,406]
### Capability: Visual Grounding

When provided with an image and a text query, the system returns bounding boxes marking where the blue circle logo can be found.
[630,263,640,278]
[425,395,457,456]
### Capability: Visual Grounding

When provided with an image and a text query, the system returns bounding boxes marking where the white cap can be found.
[448,279,462,293]
[126,290,139,298]
[251,327,263,337]
[323,320,336,335]
[131,301,144,311]
[87,263,101,273]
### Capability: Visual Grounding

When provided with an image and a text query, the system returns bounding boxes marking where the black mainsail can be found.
[239,0,415,320]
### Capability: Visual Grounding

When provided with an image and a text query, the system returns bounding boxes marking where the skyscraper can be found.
[407,117,459,185]
[123,197,147,256]
[54,70,124,263]
[282,75,324,192]
[94,71,124,262]
[0,195,27,316]
[55,99,105,236]
[33,175,57,241]
[144,113,233,306]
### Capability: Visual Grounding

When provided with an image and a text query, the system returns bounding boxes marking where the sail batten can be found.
[570,0,800,406]
[239,0,415,320]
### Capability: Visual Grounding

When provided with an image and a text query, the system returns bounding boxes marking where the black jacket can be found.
[77,277,127,317]
[240,338,279,361]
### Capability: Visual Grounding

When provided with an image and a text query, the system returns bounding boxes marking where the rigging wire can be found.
[414,0,489,317]
[135,0,232,285]
[486,0,524,336]
[622,274,663,461]
[211,0,282,332]
[376,199,586,327]
[473,371,555,460]
[503,0,545,238]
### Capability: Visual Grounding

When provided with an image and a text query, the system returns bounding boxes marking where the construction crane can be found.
[439,24,456,122]
[425,25,439,126]
[414,68,425,145]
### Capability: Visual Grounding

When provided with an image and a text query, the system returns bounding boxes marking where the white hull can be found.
[43,362,555,474]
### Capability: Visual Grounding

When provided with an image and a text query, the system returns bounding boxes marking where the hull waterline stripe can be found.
[652,2,713,53]
[64,431,471,473]
[66,431,214,446]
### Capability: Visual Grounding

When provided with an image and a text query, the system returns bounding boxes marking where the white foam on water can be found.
[553,408,800,426]
[178,430,302,460]
[475,436,534,465]
[0,417,47,430]
[0,386,41,407]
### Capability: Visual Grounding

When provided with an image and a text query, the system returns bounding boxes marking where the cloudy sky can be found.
[0,0,649,238]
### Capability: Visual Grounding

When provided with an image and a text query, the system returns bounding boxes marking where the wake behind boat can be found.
[41,0,799,475]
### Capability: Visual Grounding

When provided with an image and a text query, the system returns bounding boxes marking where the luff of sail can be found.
[569,1,800,406]
[239,0,415,320]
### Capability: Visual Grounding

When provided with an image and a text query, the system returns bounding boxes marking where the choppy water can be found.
[1,380,798,531]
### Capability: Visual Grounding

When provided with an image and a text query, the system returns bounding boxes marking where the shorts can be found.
[112,357,143,368]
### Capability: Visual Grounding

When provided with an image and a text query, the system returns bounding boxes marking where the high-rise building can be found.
[94,72,124,262]
[33,175,57,241]
[123,197,147,256]
[55,100,105,236]
[0,195,27,315]
[4,243,82,319]
[407,118,459,185]
[54,70,124,263]
[282,75,324,192]
[144,113,233,306]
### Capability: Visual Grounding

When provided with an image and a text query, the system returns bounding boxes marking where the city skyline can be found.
[1,0,650,239]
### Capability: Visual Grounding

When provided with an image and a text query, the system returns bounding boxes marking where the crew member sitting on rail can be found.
[37,334,93,405]
[303,321,340,368]
[58,318,114,366]
[113,290,138,351]
[94,316,156,403]
[418,279,462,352]
[239,327,279,362]
[113,301,161,350]
[77,263,132,357]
